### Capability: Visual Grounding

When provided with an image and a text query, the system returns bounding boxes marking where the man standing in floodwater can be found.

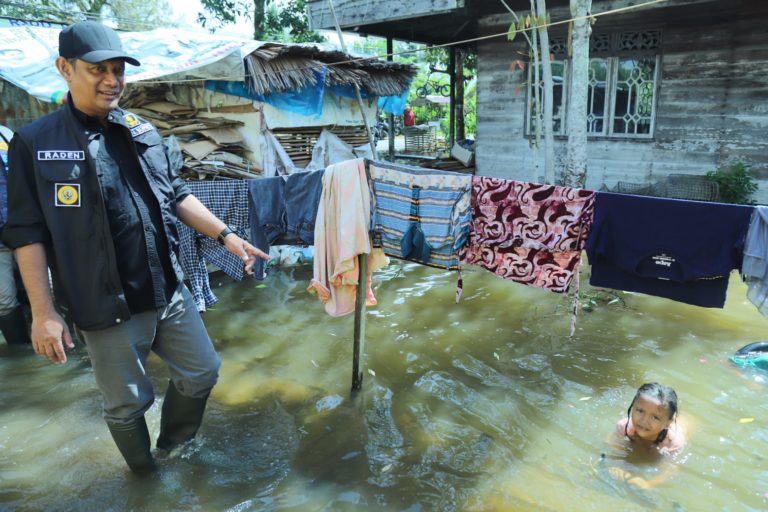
[2,20,268,475]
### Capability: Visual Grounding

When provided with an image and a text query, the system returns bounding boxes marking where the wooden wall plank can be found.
[307,0,463,30]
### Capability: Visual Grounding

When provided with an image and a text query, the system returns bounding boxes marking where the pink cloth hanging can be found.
[459,177,596,293]
[307,158,389,316]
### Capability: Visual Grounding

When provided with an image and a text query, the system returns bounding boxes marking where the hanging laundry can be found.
[178,179,251,311]
[368,160,472,270]
[586,192,753,308]
[459,177,596,293]
[308,158,389,316]
[248,170,324,280]
[742,206,768,316]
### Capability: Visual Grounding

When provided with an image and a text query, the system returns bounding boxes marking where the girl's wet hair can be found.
[625,382,679,444]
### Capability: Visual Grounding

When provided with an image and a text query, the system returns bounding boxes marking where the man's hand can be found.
[31,312,74,364]
[223,234,269,275]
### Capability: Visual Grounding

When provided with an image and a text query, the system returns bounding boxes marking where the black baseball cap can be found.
[59,21,140,66]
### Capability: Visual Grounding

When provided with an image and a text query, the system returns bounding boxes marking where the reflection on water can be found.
[2,263,768,511]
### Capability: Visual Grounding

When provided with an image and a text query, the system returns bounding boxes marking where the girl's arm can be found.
[608,461,678,489]
[605,418,687,489]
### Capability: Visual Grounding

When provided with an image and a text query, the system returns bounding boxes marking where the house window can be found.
[526,29,661,139]
[528,59,567,136]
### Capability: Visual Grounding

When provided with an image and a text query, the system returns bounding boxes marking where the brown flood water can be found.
[1,261,767,511]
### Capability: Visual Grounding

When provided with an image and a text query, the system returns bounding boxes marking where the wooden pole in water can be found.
[327,0,373,392]
[387,36,395,161]
[352,254,368,391]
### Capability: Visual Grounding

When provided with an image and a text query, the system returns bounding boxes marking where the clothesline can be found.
[179,158,763,391]
[178,157,760,320]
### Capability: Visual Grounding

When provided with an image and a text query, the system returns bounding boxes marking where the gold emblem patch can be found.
[55,183,80,207]
[123,114,140,127]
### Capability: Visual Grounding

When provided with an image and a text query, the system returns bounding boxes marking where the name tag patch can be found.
[55,183,81,207]
[130,123,153,137]
[38,150,85,161]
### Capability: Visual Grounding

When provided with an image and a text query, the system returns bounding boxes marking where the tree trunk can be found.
[456,50,465,142]
[253,0,267,40]
[529,1,541,183]
[535,0,555,184]
[564,0,591,188]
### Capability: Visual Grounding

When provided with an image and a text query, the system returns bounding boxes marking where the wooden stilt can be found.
[387,36,395,161]
[327,0,376,393]
[351,253,368,392]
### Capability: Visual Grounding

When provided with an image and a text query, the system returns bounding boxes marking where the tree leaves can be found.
[198,0,325,42]
[507,22,517,42]
[507,13,552,43]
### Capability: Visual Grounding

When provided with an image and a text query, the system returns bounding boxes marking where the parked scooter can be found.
[374,113,403,141]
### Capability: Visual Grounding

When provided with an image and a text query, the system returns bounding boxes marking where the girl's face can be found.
[630,395,673,442]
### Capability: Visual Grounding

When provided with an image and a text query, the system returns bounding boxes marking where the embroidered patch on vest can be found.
[55,183,80,207]
[130,123,153,137]
[37,150,85,161]
[123,114,140,127]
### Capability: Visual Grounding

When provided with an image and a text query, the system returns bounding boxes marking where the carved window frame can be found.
[525,29,662,139]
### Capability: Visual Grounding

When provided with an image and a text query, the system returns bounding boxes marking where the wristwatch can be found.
[217,226,236,245]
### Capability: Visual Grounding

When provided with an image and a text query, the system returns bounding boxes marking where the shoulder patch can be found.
[123,114,140,127]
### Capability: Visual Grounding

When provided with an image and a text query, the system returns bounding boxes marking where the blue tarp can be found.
[328,84,372,99]
[377,79,413,116]
[206,68,412,118]
[206,66,328,119]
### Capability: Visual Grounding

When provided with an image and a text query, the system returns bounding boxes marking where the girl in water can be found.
[607,382,686,489]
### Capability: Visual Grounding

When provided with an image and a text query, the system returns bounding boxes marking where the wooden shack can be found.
[0,23,416,176]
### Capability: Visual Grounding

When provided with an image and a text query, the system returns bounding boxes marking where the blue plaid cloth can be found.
[368,160,471,270]
[177,179,251,311]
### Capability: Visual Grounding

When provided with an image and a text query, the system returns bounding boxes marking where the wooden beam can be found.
[308,0,465,30]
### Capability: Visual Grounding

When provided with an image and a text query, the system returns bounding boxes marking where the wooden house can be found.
[307,0,768,202]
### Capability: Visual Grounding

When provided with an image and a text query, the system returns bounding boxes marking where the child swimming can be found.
[607,383,686,489]
[617,382,685,456]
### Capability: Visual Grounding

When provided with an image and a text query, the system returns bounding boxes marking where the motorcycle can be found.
[374,113,403,141]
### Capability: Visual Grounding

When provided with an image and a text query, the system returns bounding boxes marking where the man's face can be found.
[64,58,126,118]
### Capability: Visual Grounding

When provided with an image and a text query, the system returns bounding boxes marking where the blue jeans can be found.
[0,248,19,316]
[248,171,324,279]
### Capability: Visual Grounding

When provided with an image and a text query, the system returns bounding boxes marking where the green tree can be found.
[0,0,173,30]
[198,0,325,43]
[464,81,476,137]
[106,0,173,30]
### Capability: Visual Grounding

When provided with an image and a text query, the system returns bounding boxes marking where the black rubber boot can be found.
[0,306,31,345]
[107,417,158,475]
[156,380,209,451]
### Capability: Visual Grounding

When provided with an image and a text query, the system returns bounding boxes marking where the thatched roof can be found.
[245,42,416,98]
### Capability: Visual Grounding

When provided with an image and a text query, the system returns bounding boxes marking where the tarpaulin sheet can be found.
[0,22,258,104]
[331,82,412,116]
[328,83,372,99]
[377,79,413,115]
[206,66,327,118]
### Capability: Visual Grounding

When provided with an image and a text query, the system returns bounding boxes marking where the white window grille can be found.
[526,29,661,139]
